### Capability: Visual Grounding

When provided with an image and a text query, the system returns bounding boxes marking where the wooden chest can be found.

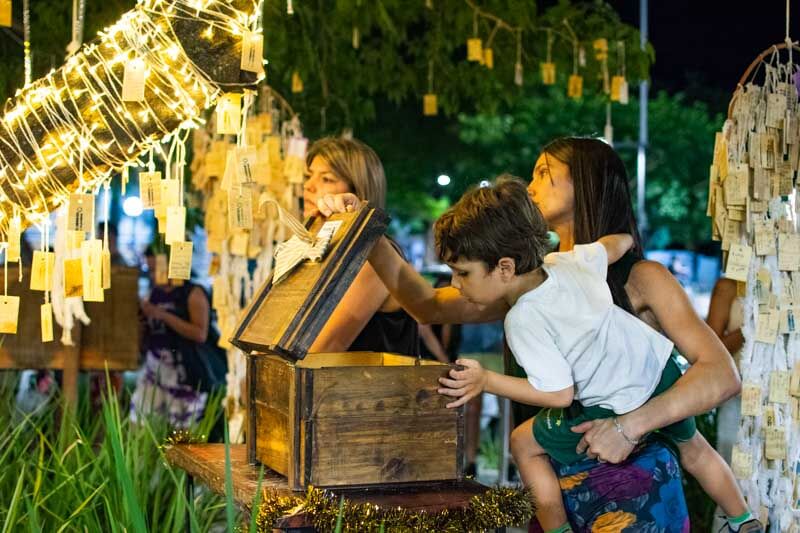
[232,207,464,490]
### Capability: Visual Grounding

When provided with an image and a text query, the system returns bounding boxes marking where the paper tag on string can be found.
[228,188,253,230]
[236,147,257,184]
[766,92,787,128]
[610,76,625,102]
[731,446,753,479]
[160,179,180,209]
[6,217,21,262]
[483,48,494,69]
[40,303,54,343]
[68,194,95,233]
[725,243,751,281]
[168,241,193,280]
[0,295,19,334]
[765,427,787,460]
[64,258,83,298]
[754,219,777,256]
[755,309,779,344]
[514,62,523,86]
[721,219,739,252]
[769,371,791,403]
[423,94,438,116]
[740,383,762,416]
[30,251,55,291]
[211,276,227,310]
[618,79,629,104]
[240,31,264,73]
[140,172,162,209]
[155,254,168,286]
[216,93,242,135]
[122,57,146,102]
[102,249,111,290]
[567,75,583,99]
[291,71,304,93]
[81,239,104,302]
[0,0,11,27]
[165,206,186,245]
[791,362,800,397]
[467,38,483,62]
[778,233,800,271]
[540,63,556,85]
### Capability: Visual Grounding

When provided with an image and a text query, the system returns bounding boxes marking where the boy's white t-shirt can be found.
[504,242,674,414]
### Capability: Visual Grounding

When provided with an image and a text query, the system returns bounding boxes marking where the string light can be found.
[0,0,264,239]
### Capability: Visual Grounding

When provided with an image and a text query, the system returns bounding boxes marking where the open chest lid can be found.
[230,206,389,360]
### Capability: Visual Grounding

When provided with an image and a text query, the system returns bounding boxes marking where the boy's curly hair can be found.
[434,175,550,274]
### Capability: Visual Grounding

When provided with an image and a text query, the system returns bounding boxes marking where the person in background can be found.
[706,276,745,531]
[130,246,212,427]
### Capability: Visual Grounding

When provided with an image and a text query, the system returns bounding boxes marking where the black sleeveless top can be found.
[346,241,420,356]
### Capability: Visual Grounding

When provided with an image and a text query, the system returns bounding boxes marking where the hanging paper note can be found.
[740,383,762,417]
[483,48,494,69]
[236,146,257,184]
[168,241,193,280]
[592,38,609,60]
[0,295,19,334]
[731,446,753,479]
[41,302,54,343]
[211,276,227,310]
[81,239,104,302]
[64,258,83,297]
[778,233,800,271]
[159,179,180,209]
[216,93,242,135]
[102,249,111,290]
[765,427,787,460]
[769,371,791,404]
[514,62,523,86]
[228,188,254,230]
[755,309,779,344]
[540,63,556,85]
[66,230,85,252]
[139,172,162,209]
[291,71,304,93]
[155,253,168,286]
[240,31,264,73]
[6,217,20,262]
[467,38,483,62]
[618,78,629,104]
[165,206,186,245]
[122,57,146,102]
[68,194,95,233]
[725,243,752,281]
[567,75,583,99]
[423,94,438,116]
[0,0,11,28]
[30,251,55,291]
[791,362,800,397]
[610,76,627,102]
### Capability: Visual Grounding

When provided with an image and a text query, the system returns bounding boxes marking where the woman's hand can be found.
[572,417,637,463]
[141,300,164,321]
[437,358,488,408]
[316,193,361,216]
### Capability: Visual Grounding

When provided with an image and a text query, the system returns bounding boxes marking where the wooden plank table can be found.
[165,444,508,532]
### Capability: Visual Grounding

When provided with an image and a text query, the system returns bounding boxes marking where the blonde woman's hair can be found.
[306,137,386,209]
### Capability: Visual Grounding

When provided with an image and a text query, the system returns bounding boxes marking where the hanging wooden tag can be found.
[423,94,438,116]
[768,371,791,404]
[0,0,11,28]
[139,172,162,209]
[122,57,146,102]
[81,239,104,302]
[466,38,483,62]
[240,31,264,73]
[228,188,254,230]
[64,258,83,298]
[102,249,111,290]
[6,217,21,262]
[168,241,193,280]
[40,302,54,343]
[216,93,242,135]
[166,206,186,245]
[724,243,752,281]
[155,253,168,285]
[236,146,258,184]
[0,295,20,334]
[30,251,55,291]
[540,62,556,85]
[291,71,304,93]
[483,48,494,69]
[68,194,95,233]
[160,179,180,209]
[567,75,583,99]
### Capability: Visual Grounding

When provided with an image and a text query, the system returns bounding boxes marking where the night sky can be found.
[611,0,799,111]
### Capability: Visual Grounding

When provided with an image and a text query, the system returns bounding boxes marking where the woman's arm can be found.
[369,237,509,325]
[574,261,741,463]
[706,278,745,354]
[309,262,390,352]
[597,234,633,264]
[157,287,210,343]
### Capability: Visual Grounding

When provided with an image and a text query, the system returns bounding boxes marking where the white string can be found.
[23,0,31,86]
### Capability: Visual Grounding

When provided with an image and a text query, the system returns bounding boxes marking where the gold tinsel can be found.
[163,429,204,447]
[254,485,532,532]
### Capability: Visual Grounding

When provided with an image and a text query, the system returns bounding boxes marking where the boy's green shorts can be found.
[532,356,696,465]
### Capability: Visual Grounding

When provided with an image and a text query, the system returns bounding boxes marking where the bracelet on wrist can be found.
[612,417,639,446]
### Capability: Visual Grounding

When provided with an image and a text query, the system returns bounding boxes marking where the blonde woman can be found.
[303,137,419,355]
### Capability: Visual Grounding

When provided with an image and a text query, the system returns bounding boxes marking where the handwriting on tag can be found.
[122,57,146,102]
[228,189,253,230]
[0,295,20,334]
[731,446,753,479]
[68,194,95,233]
[41,303,54,342]
[216,93,242,135]
[240,31,264,73]
[81,239,104,302]
[765,427,787,460]
[769,371,791,404]
[725,243,752,281]
[778,233,800,271]
[140,172,162,209]
[64,258,83,298]
[741,383,762,417]
[168,241,193,280]
[30,251,55,291]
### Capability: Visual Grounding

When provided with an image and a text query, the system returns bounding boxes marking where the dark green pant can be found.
[532,357,696,465]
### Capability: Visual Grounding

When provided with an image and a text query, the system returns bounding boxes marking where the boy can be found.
[434,178,759,533]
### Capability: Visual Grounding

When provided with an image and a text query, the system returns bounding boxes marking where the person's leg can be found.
[510,418,570,532]
[677,432,758,531]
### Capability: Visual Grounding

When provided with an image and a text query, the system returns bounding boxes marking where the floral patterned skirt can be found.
[529,442,690,532]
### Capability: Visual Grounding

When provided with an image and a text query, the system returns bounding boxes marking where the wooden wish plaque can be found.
[231,207,464,490]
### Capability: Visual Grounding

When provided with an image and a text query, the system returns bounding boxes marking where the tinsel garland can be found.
[163,428,205,446]
[254,485,533,532]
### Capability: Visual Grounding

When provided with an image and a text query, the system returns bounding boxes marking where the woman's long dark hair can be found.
[542,137,643,313]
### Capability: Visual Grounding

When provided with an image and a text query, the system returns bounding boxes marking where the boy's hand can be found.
[437,358,487,408]
[316,193,361,217]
